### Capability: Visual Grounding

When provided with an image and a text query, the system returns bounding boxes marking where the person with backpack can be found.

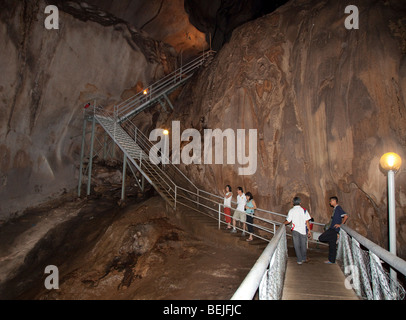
[284,197,312,264]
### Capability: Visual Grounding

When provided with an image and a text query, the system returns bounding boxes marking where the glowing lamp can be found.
[143,89,148,95]
[163,129,169,135]
[379,151,402,284]
[380,152,402,172]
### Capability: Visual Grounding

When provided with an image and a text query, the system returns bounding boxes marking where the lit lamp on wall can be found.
[379,152,402,283]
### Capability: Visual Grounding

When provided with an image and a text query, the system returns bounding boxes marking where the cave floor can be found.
[0,192,261,300]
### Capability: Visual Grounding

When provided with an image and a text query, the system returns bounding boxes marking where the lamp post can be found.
[163,129,169,165]
[379,152,402,284]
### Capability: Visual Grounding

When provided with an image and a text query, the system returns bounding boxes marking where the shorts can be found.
[233,209,246,223]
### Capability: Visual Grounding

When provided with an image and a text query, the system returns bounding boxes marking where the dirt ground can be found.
[0,191,260,300]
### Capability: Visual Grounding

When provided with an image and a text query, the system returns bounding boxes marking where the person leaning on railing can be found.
[318,196,348,264]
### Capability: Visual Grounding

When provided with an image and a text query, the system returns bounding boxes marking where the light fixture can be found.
[143,89,148,95]
[163,129,169,135]
[380,151,402,285]
[380,152,402,172]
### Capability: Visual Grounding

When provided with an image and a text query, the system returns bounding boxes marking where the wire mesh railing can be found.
[231,225,287,300]
[337,225,406,300]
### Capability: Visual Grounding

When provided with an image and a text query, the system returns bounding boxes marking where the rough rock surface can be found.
[80,0,209,59]
[151,0,406,257]
[0,195,259,299]
[0,0,176,219]
[185,0,289,50]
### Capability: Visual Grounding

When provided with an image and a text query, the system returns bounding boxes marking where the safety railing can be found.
[89,103,326,245]
[116,50,215,122]
[337,225,406,300]
[91,106,179,203]
[88,104,288,243]
[231,225,287,300]
[120,116,198,195]
[174,184,283,242]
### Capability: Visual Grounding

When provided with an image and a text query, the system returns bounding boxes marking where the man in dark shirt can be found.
[319,196,348,263]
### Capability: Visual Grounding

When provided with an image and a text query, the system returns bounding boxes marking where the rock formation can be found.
[148,0,406,257]
[0,0,176,219]
[1,0,405,261]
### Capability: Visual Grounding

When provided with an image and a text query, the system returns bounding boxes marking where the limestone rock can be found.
[156,0,406,257]
[0,0,176,219]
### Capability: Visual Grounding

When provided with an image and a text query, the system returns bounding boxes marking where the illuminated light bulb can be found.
[380,152,402,172]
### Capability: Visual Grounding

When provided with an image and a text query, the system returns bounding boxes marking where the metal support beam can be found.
[121,154,127,200]
[162,93,174,110]
[157,98,168,113]
[86,116,96,196]
[77,115,87,197]
[103,132,108,160]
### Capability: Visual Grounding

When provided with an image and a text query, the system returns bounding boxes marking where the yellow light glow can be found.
[380,152,402,172]
[163,129,169,135]
[143,89,148,95]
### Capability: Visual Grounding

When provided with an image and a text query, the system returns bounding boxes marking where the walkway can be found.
[282,243,358,300]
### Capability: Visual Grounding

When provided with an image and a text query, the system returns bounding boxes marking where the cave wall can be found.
[185,0,289,50]
[0,0,176,219]
[155,0,406,257]
[77,0,209,59]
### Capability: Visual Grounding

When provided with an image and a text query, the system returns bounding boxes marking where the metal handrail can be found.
[341,225,406,277]
[231,226,287,300]
[120,117,199,193]
[116,50,215,120]
[91,104,326,244]
[175,185,282,239]
[89,106,328,247]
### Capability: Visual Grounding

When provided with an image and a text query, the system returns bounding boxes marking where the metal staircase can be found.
[93,112,187,207]
[116,50,215,122]
[78,49,295,245]
[78,51,215,208]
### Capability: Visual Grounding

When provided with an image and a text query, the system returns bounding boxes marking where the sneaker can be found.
[324,260,335,264]
[231,229,237,233]
[297,262,303,265]
[241,232,246,237]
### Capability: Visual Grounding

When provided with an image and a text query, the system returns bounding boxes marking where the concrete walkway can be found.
[282,244,359,300]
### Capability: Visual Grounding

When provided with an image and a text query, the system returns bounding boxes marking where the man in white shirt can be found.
[231,187,247,235]
[284,197,312,264]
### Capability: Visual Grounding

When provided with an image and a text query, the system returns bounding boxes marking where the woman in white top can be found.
[223,185,233,229]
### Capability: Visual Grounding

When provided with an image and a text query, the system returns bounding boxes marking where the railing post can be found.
[174,185,177,210]
[196,189,200,209]
[86,116,96,196]
[77,111,87,197]
[218,203,221,230]
[121,154,127,201]
[113,105,117,141]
